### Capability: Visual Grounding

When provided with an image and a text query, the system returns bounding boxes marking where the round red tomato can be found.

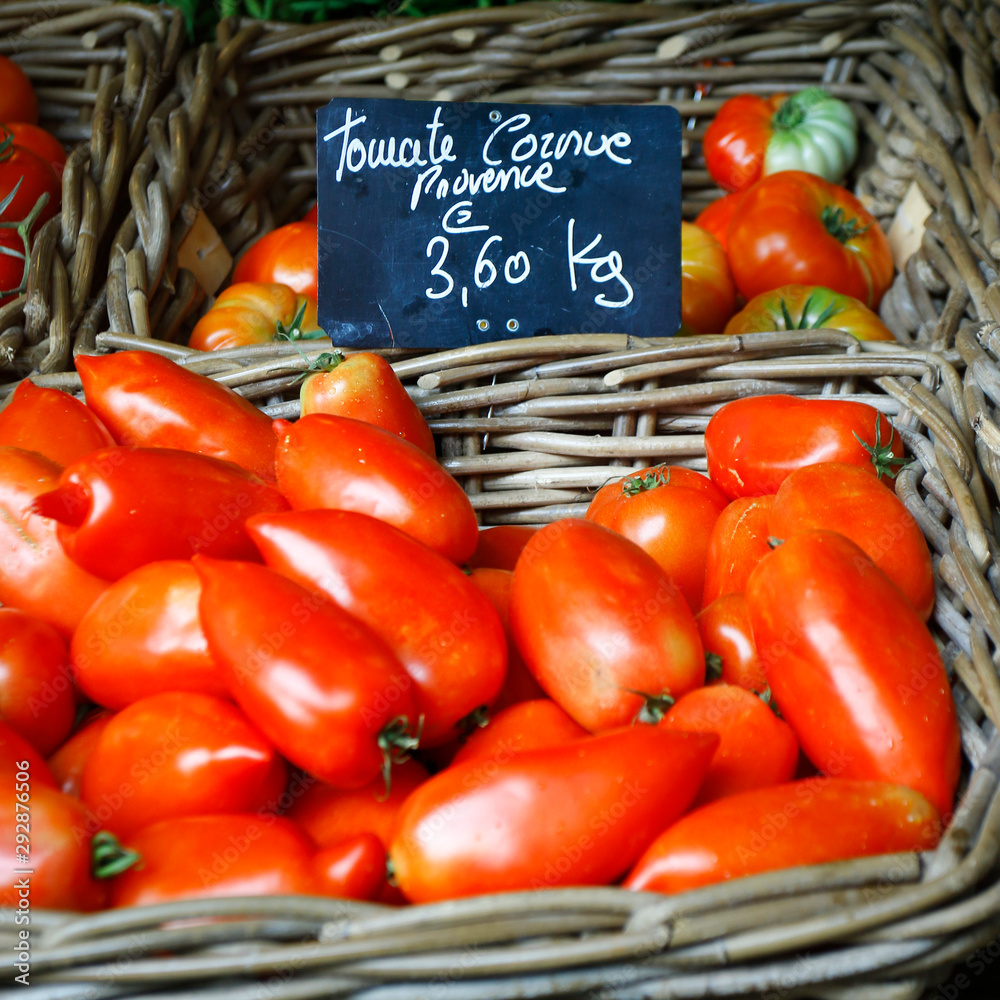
[705,395,906,498]
[0,609,74,756]
[0,58,39,124]
[680,222,737,335]
[510,519,704,732]
[0,135,59,232]
[728,171,893,307]
[81,691,287,836]
[71,560,226,709]
[703,94,783,192]
[233,222,318,299]
[5,123,66,178]
[274,413,478,564]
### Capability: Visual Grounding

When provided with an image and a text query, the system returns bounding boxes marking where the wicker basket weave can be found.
[4,2,1000,997]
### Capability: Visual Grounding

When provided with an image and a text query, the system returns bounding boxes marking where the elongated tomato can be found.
[626,779,940,893]
[769,462,934,620]
[247,509,506,746]
[71,561,226,708]
[274,414,478,564]
[703,495,774,605]
[0,448,107,636]
[451,699,588,767]
[0,380,114,466]
[705,395,905,498]
[510,519,704,732]
[32,447,289,580]
[195,557,419,789]
[747,531,959,815]
[391,727,718,902]
[76,351,277,482]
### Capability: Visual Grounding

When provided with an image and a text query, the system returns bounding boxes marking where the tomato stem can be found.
[755,686,784,719]
[455,704,490,741]
[377,714,422,801]
[705,652,724,682]
[0,188,51,300]
[632,690,675,725]
[275,299,326,342]
[771,87,831,132]
[91,831,141,879]
[854,418,911,480]
[767,536,784,549]
[622,464,671,496]
[820,205,871,244]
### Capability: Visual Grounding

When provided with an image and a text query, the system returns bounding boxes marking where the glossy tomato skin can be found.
[509,519,705,732]
[467,568,545,711]
[0,380,115,466]
[2,784,106,911]
[703,94,783,192]
[390,727,718,903]
[769,462,934,620]
[274,414,478,564]
[728,171,893,306]
[694,191,746,253]
[314,832,386,901]
[0,142,59,235]
[0,447,107,636]
[724,284,894,342]
[660,685,798,805]
[468,526,537,571]
[587,465,729,524]
[108,814,325,907]
[33,447,289,580]
[703,495,775,605]
[195,557,417,789]
[233,222,318,299]
[451,699,587,767]
[626,779,940,894]
[301,353,435,456]
[0,58,39,123]
[289,758,428,850]
[248,509,506,746]
[1,718,55,787]
[679,222,738,335]
[5,123,66,178]
[76,351,277,482]
[188,282,322,352]
[81,691,286,837]
[0,609,74,756]
[696,593,766,693]
[705,395,904,499]
[590,479,726,615]
[747,531,960,816]
[71,560,226,708]
[48,711,111,797]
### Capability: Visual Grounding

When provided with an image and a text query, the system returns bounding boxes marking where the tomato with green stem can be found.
[0,379,115,466]
[0,609,75,756]
[696,593,766,693]
[769,462,934,620]
[4,123,66,178]
[274,413,478,564]
[390,727,718,903]
[195,557,420,790]
[724,284,894,341]
[510,519,705,732]
[81,692,287,837]
[71,561,227,709]
[247,509,507,747]
[705,395,907,498]
[727,171,893,307]
[587,464,728,524]
[233,221,318,300]
[188,282,324,352]
[703,495,775,605]
[300,351,435,456]
[626,779,940,894]
[0,447,108,636]
[747,531,960,815]
[76,350,278,482]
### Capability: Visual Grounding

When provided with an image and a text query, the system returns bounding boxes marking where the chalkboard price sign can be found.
[316,98,681,348]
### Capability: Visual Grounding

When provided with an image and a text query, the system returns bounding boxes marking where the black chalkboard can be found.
[316,99,681,348]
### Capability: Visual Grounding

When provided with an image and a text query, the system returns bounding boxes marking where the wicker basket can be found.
[4,2,1000,997]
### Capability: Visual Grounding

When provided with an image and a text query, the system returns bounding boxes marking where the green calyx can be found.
[377,714,423,801]
[274,299,326,342]
[91,831,141,880]
[455,704,490,741]
[755,686,783,719]
[780,292,839,331]
[705,652,724,682]
[623,464,671,496]
[771,88,833,132]
[633,691,675,725]
[821,205,871,244]
[854,416,912,481]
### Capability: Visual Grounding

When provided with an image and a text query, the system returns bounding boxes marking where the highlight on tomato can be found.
[704,89,857,193]
[724,284,894,342]
[188,282,323,352]
[693,191,745,253]
[727,171,893,307]
[233,221,318,300]
[680,221,738,335]
[696,593,767,693]
[702,495,775,605]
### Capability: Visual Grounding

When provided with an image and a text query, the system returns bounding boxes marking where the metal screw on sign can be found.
[489,110,502,123]
[506,319,519,332]
[477,319,490,332]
